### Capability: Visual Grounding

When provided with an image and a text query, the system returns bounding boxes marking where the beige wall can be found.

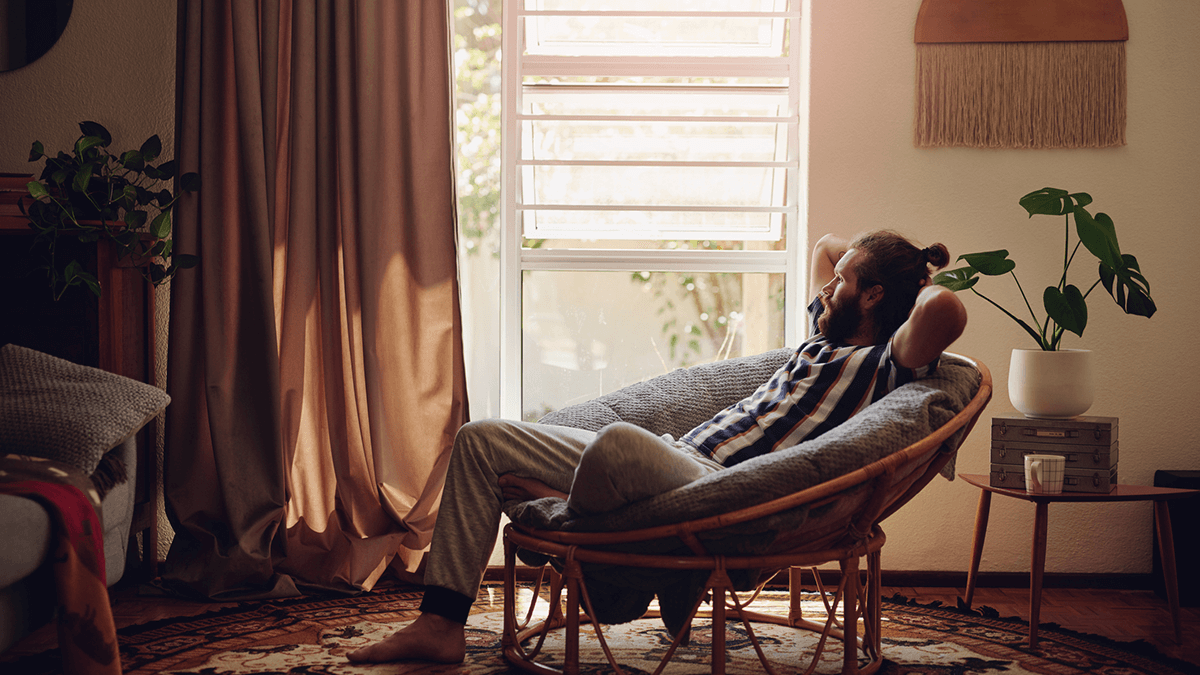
[0,0,177,560]
[0,0,175,175]
[809,1,1200,575]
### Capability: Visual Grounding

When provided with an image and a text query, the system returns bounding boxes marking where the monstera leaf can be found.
[932,250,1013,291]
[1043,284,1087,338]
[1019,187,1092,217]
[934,254,1042,347]
[958,250,1016,276]
[1100,254,1156,317]
[935,187,1156,350]
[932,266,979,291]
[1072,207,1121,271]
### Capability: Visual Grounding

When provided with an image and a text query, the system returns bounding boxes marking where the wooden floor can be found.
[3,582,1198,668]
[889,585,1200,666]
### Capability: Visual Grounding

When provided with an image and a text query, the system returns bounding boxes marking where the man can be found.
[347,230,967,664]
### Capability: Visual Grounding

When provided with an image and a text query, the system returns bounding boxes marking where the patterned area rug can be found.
[7,584,1197,674]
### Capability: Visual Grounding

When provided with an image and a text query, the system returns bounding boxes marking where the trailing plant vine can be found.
[21,121,200,299]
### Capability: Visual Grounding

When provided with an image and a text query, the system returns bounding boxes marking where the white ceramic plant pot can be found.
[1008,348,1094,419]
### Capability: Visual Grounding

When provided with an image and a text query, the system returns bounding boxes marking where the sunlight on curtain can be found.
[166,0,467,598]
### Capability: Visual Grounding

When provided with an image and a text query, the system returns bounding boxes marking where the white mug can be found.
[1024,454,1066,494]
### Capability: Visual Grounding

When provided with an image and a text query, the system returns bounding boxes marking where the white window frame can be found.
[499,1,811,419]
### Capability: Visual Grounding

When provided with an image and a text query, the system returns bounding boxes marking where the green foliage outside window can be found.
[453,1,502,259]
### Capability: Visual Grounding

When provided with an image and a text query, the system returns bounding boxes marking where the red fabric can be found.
[1,479,121,674]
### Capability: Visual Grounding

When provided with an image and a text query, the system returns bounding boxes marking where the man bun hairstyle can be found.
[922,243,950,269]
[848,231,950,342]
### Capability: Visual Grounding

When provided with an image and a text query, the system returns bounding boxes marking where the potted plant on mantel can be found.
[20,120,200,300]
[934,187,1156,419]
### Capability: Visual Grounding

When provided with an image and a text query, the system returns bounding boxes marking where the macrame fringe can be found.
[915,41,1126,149]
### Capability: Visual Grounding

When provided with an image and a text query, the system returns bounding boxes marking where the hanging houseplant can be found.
[20,120,200,300]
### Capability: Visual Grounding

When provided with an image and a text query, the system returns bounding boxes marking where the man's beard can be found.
[818,292,864,344]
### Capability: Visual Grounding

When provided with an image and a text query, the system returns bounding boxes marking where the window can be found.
[457,0,809,420]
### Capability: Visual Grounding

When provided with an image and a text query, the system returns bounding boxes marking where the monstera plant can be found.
[934,187,1156,351]
[21,121,200,299]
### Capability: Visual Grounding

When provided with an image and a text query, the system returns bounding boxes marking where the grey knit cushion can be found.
[0,344,170,474]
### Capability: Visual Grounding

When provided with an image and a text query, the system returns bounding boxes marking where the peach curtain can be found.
[165,0,466,598]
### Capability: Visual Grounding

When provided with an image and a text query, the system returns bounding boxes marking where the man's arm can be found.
[809,234,849,299]
[891,284,968,370]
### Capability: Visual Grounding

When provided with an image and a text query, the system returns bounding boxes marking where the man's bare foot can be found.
[346,612,466,663]
[498,474,568,502]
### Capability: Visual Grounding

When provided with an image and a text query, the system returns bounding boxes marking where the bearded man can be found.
[347,230,967,665]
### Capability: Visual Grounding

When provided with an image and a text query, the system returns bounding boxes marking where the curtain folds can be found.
[166,0,466,598]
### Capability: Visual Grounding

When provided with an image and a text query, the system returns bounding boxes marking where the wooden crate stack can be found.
[989,413,1118,493]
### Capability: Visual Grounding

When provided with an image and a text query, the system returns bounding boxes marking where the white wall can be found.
[0,0,177,560]
[808,1,1200,575]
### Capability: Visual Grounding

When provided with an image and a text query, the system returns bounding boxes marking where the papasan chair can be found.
[500,348,992,675]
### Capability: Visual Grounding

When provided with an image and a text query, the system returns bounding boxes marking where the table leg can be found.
[964,490,992,608]
[1029,501,1049,649]
[1153,500,1183,643]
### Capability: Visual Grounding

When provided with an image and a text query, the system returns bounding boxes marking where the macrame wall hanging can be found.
[914,0,1128,149]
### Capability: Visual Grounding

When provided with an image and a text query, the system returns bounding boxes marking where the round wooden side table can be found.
[958,473,1198,648]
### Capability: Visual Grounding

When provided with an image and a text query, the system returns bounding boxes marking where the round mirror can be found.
[0,0,73,72]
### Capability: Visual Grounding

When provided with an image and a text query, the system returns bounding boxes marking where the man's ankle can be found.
[419,585,475,625]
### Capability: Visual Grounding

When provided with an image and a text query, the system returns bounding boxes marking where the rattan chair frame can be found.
[501,356,992,675]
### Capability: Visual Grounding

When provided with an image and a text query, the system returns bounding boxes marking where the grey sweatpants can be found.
[422,418,724,606]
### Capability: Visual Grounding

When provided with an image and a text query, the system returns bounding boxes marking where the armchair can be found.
[501,350,992,675]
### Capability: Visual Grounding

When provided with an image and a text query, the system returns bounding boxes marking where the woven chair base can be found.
[502,527,888,675]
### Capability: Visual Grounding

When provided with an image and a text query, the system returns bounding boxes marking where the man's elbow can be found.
[928,288,968,344]
[894,288,968,369]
